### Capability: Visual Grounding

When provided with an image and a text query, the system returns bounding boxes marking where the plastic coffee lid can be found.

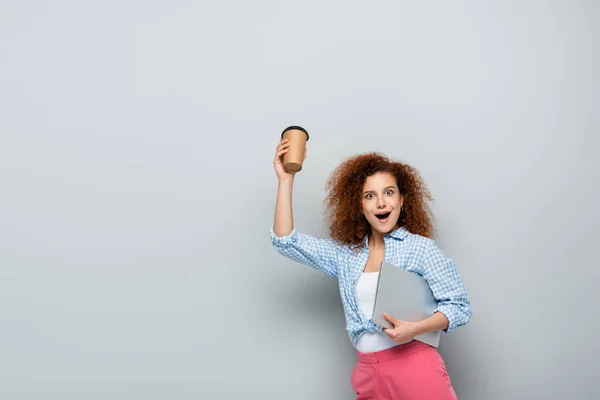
[281,125,309,141]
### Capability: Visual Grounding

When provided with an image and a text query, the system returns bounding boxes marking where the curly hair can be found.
[324,152,434,248]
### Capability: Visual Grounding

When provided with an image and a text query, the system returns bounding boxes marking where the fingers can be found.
[274,139,290,161]
[276,139,290,153]
[383,313,397,326]
[275,147,289,157]
[276,138,289,149]
[274,139,309,162]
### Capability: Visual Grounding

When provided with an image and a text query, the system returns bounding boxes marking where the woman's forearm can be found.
[273,177,295,237]
[415,312,450,335]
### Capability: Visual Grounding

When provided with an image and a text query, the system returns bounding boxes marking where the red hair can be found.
[324,152,434,248]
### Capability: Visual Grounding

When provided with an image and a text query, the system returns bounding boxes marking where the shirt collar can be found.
[387,226,410,240]
[363,226,409,247]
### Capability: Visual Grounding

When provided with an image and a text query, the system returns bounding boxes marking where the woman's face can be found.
[361,172,403,235]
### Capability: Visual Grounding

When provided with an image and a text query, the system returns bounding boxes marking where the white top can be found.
[355,271,404,353]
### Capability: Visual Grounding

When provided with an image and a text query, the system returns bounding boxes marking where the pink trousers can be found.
[351,340,457,400]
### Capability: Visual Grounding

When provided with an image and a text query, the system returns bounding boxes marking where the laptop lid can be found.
[371,261,441,348]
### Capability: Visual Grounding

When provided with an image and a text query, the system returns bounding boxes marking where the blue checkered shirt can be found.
[269,226,472,348]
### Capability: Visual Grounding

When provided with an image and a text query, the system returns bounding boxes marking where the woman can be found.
[270,138,472,399]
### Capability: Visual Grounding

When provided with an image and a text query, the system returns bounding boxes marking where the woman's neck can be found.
[368,225,400,249]
[368,231,385,249]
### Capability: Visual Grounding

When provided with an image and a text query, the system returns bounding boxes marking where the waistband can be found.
[356,340,432,364]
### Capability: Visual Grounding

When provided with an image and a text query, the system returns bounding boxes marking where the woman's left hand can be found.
[382,313,420,343]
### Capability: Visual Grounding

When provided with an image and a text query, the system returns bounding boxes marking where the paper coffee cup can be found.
[281,126,309,173]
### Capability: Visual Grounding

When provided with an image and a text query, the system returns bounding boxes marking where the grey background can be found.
[1,1,599,399]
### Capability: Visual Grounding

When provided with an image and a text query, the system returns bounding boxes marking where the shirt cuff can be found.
[433,305,457,334]
[270,226,299,246]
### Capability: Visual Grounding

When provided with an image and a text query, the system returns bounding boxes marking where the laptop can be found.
[371,261,441,348]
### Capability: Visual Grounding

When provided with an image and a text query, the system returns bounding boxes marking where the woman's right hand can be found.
[273,138,307,181]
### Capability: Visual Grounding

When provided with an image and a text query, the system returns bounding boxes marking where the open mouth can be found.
[375,212,391,220]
